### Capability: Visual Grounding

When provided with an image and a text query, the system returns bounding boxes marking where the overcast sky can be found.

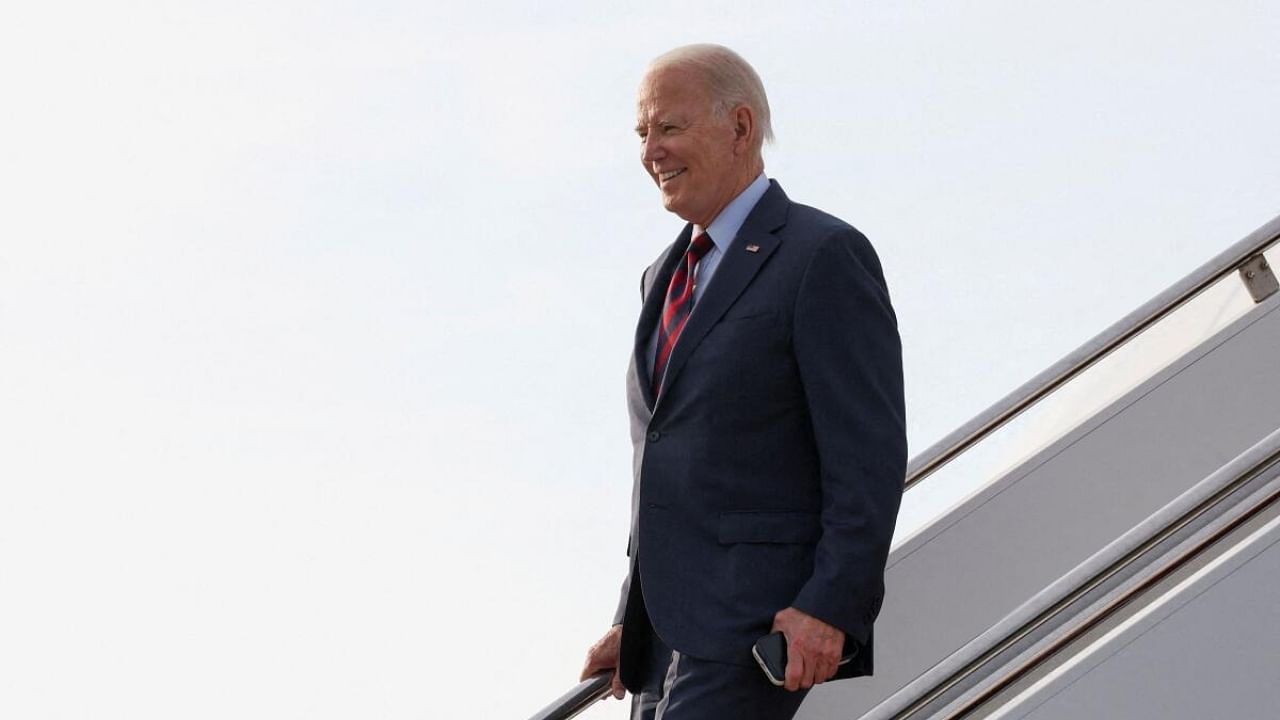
[2,2,1278,719]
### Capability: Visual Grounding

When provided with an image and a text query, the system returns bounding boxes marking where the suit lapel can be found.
[633,226,693,411]
[655,182,789,406]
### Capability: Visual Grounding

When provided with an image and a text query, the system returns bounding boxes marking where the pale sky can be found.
[1,2,1278,719]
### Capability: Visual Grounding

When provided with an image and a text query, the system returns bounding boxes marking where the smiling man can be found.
[580,44,906,720]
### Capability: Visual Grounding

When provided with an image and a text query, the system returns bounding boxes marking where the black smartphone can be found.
[751,632,788,686]
[752,631,859,686]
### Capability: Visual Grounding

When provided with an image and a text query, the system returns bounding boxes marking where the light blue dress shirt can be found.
[647,172,771,377]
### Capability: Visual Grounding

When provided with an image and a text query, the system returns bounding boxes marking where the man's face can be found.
[635,66,744,227]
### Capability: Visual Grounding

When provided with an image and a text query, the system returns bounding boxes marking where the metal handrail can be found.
[880,426,1280,719]
[527,672,613,720]
[939,482,1280,719]
[905,213,1280,489]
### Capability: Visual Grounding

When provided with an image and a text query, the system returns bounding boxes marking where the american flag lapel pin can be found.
[745,243,760,253]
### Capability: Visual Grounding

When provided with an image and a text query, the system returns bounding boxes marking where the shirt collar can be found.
[693,172,770,253]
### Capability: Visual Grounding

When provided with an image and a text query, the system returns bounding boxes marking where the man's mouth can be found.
[658,168,687,183]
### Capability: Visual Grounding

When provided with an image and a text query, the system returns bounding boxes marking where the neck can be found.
[699,162,764,228]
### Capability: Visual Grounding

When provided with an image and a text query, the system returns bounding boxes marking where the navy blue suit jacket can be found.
[615,180,906,689]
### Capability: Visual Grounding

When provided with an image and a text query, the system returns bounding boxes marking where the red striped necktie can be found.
[653,232,714,395]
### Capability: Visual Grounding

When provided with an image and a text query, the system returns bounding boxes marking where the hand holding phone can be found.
[752,631,858,687]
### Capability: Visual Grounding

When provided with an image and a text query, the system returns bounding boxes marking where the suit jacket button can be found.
[647,430,661,442]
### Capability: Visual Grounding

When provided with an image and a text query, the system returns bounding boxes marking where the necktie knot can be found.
[689,232,713,261]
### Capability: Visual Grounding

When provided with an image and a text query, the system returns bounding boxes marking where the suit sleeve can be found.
[612,570,630,626]
[612,265,654,627]
[789,228,906,647]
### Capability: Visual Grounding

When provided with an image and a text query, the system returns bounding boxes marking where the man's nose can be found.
[641,134,664,163]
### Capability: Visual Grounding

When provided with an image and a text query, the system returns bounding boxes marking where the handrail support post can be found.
[1238,252,1278,303]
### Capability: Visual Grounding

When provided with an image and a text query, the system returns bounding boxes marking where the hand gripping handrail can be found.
[905,213,1280,490]
[527,672,613,720]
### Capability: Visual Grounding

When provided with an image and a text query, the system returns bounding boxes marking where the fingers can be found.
[810,644,836,685]
[785,638,840,690]
[816,655,838,684]
[812,643,841,686]
[800,651,820,690]
[581,627,623,681]
[611,668,626,700]
[583,627,626,700]
[581,652,614,681]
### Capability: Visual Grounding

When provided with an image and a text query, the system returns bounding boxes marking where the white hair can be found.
[649,43,774,149]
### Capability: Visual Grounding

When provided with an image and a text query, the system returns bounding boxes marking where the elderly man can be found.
[581,44,906,720]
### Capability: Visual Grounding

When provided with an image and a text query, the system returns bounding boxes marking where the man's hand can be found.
[771,607,845,692]
[580,625,626,700]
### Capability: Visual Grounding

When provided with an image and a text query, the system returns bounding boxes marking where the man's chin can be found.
[660,195,693,222]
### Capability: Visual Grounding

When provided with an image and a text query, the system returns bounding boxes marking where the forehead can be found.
[636,65,712,123]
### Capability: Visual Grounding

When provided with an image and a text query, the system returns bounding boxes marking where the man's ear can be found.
[731,104,755,153]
